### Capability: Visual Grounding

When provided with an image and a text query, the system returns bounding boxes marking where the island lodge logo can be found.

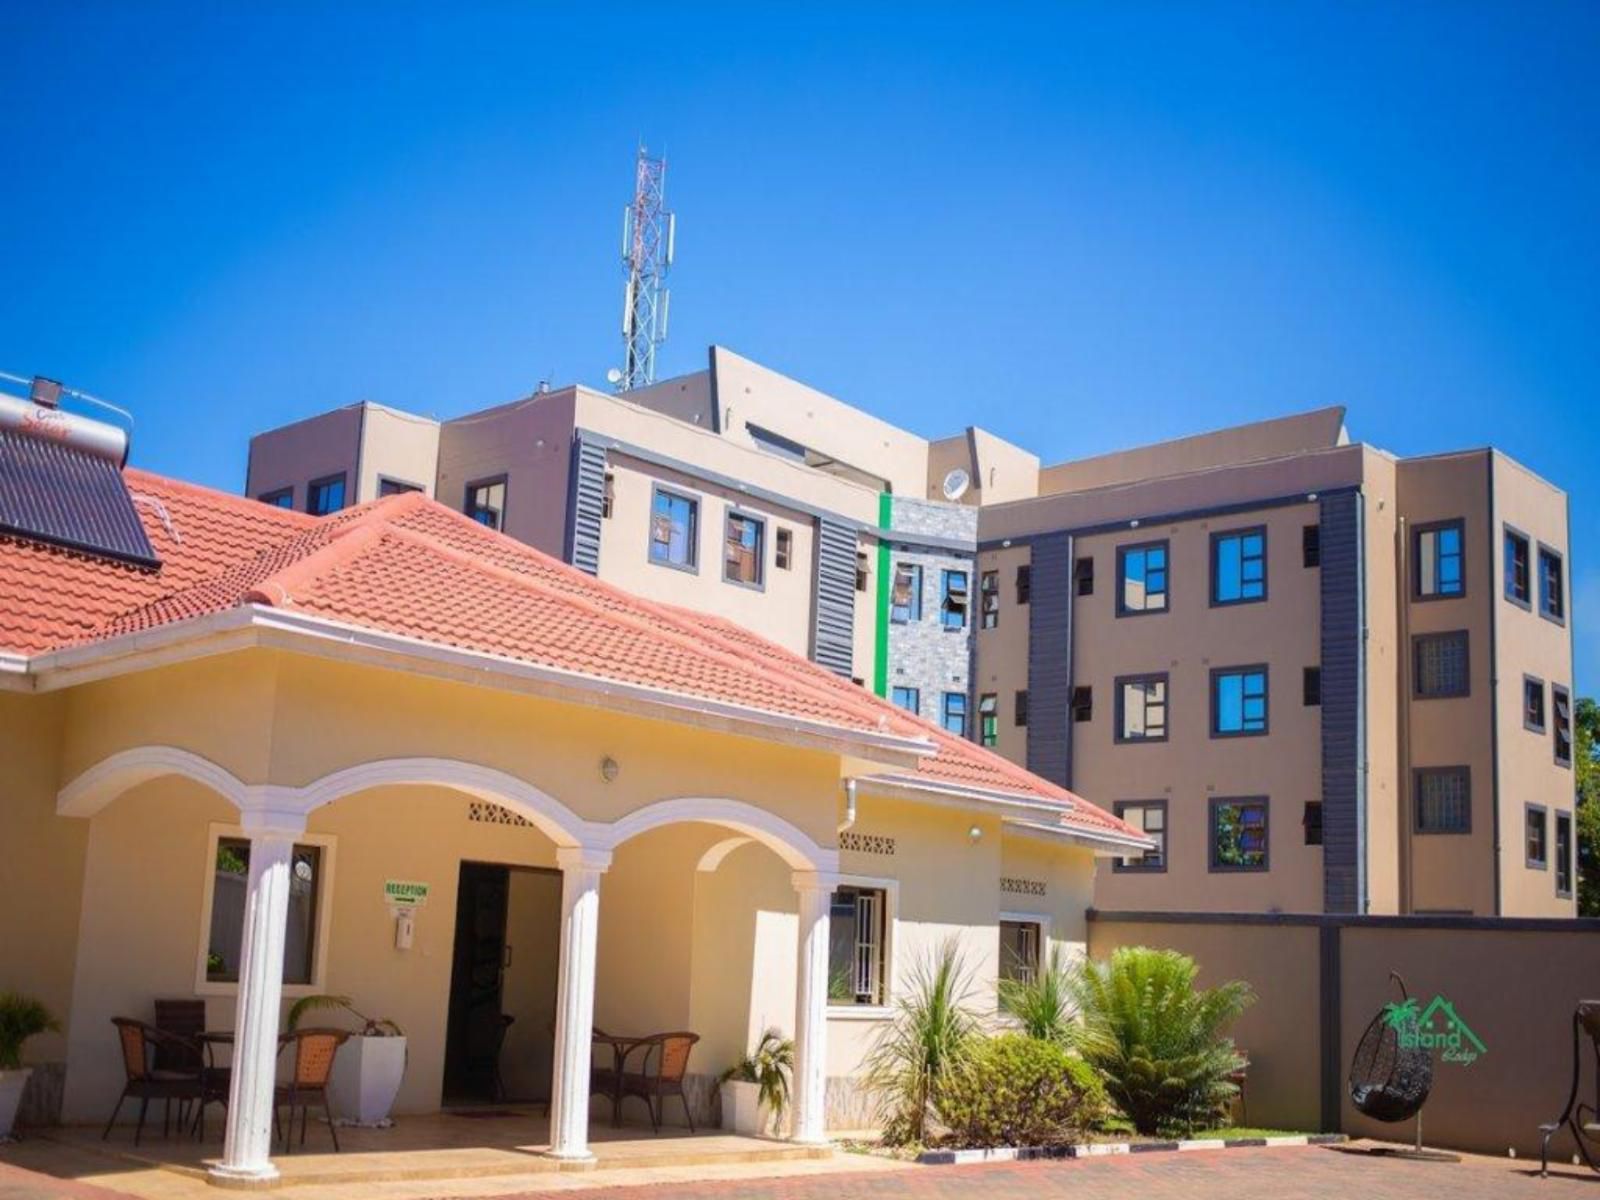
[1383,995,1487,1066]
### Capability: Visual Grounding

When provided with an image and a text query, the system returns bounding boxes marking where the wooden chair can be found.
[102,1019,203,1146]
[621,1032,700,1134]
[275,1028,350,1153]
[1541,1000,1600,1176]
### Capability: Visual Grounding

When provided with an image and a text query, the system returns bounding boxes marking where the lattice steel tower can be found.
[616,146,675,392]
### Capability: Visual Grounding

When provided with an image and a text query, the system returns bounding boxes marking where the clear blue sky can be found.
[2,3,1596,685]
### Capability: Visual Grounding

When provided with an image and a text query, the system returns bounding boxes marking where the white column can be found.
[210,813,303,1184]
[790,871,837,1146]
[546,845,611,1162]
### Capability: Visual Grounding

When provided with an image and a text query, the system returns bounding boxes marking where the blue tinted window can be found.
[1213,529,1265,604]
[1416,522,1464,598]
[891,564,923,623]
[941,569,969,630]
[941,692,967,736]
[1214,668,1268,735]
[891,686,920,715]
[1118,542,1168,613]
[307,475,346,516]
[649,489,698,567]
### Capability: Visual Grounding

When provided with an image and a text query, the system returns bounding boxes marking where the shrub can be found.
[936,1033,1107,1147]
[0,991,60,1070]
[1070,946,1253,1135]
[997,947,1079,1047]
[863,938,980,1145]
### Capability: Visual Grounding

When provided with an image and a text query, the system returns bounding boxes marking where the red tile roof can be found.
[0,467,1142,844]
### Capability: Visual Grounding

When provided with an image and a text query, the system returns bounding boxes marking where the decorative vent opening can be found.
[1000,876,1046,897]
[840,831,895,856]
[468,800,531,828]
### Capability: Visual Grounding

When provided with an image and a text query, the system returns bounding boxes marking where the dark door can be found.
[444,862,510,1102]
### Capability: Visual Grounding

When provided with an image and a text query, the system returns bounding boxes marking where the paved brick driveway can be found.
[541,1145,1596,1200]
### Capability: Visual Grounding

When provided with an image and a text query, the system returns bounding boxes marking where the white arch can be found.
[297,758,594,849]
[605,796,835,871]
[57,746,251,818]
[695,836,754,873]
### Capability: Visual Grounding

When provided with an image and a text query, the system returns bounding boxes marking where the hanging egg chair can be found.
[1348,972,1433,1124]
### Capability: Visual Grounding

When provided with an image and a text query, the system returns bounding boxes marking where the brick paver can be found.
[489,1144,1596,1200]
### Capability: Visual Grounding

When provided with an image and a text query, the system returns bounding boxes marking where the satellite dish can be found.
[606,368,624,385]
[942,467,971,501]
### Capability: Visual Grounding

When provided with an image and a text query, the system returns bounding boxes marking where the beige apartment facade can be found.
[245,354,1575,918]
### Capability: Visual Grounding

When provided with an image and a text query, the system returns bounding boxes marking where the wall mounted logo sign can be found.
[383,879,430,909]
[1383,995,1486,1066]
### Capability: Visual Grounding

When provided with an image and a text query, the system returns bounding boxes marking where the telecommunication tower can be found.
[614,146,675,392]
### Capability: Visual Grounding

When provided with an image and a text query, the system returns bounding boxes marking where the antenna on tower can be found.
[616,145,674,392]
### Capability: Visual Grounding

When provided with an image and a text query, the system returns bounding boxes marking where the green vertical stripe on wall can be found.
[873,492,893,696]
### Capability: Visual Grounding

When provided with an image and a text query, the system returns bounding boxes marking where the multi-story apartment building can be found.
[246,350,1576,918]
[245,348,1032,742]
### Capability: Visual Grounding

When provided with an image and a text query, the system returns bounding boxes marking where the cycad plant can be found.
[720,1029,794,1126]
[997,947,1079,1047]
[1069,946,1253,1135]
[862,938,980,1145]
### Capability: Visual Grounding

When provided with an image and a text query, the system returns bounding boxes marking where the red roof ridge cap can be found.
[243,523,387,607]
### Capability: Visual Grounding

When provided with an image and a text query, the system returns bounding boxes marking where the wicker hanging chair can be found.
[1348,972,1434,1124]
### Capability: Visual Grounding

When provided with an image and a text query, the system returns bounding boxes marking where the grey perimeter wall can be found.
[1089,910,1600,1158]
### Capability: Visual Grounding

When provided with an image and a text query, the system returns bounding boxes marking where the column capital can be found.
[237,804,307,840]
[556,844,613,874]
[791,869,843,896]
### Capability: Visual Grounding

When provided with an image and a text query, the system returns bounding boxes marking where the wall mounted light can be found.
[599,755,620,783]
[968,824,983,844]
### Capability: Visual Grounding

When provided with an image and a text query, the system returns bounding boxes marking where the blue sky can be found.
[2,3,1596,685]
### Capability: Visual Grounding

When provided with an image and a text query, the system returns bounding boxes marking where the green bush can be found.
[1070,946,1253,1136]
[0,991,59,1070]
[997,948,1079,1047]
[935,1034,1107,1148]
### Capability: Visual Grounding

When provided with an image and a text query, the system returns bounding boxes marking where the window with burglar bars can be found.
[999,920,1040,985]
[1414,631,1469,698]
[1415,767,1470,834]
[828,887,886,1006]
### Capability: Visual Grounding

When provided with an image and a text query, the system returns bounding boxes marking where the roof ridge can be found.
[362,518,903,735]
[243,523,387,607]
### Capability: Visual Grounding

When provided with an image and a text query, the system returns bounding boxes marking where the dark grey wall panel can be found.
[813,517,857,677]
[1319,491,1366,913]
[1026,531,1075,788]
[566,436,608,575]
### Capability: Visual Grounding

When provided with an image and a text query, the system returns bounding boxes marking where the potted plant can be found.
[719,1029,792,1136]
[286,995,405,1127]
[0,992,60,1140]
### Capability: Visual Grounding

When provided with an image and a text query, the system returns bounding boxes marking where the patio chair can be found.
[102,1018,204,1146]
[275,1027,351,1153]
[620,1032,700,1134]
[1539,999,1600,1177]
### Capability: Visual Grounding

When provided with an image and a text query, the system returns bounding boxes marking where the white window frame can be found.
[825,873,899,1022]
[998,911,1051,985]
[194,823,337,998]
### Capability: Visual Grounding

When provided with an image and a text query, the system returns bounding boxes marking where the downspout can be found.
[1486,453,1502,917]
[838,777,858,834]
[1397,514,1413,913]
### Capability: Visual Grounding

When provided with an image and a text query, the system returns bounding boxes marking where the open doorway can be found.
[443,861,561,1105]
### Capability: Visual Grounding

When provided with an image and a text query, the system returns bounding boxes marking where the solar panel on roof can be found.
[0,427,159,567]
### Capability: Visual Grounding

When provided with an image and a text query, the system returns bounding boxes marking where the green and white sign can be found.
[383,879,430,908]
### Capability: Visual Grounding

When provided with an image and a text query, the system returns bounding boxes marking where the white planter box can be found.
[0,1068,31,1140]
[720,1079,785,1137]
[327,1036,406,1127]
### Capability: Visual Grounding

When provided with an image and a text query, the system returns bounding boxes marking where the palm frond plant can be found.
[862,938,981,1146]
[0,992,59,1071]
[719,1029,794,1125]
[284,994,403,1037]
[997,947,1080,1048]
[1069,946,1253,1136]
